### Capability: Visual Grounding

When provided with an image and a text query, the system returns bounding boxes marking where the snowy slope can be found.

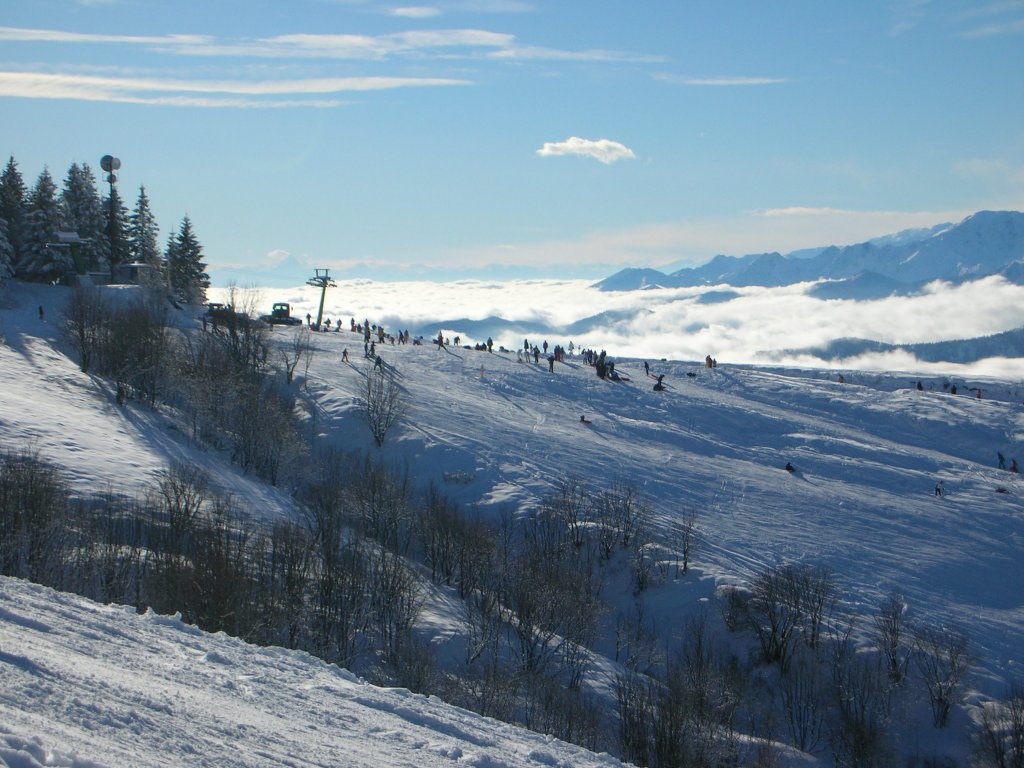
[0,282,295,517]
[312,333,1024,691]
[3,281,1024,763]
[0,577,625,768]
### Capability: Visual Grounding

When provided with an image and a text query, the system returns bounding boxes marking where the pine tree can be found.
[0,217,14,280]
[128,185,162,276]
[61,163,110,276]
[0,156,26,268]
[19,168,69,282]
[166,215,209,304]
[103,184,129,278]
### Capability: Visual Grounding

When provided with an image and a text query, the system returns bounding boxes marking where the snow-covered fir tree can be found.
[61,163,110,276]
[0,156,26,268]
[18,168,68,283]
[0,216,14,280]
[103,183,129,278]
[128,185,162,277]
[165,215,209,304]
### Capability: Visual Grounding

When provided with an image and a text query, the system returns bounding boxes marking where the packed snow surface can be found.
[0,577,624,767]
[2,282,1024,764]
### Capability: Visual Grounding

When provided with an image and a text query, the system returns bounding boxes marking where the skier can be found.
[374,355,383,370]
[653,374,666,391]
[580,415,591,424]
[548,355,555,373]
[487,337,493,353]
[644,361,650,377]
[342,348,349,362]
[785,462,795,473]
[934,480,944,497]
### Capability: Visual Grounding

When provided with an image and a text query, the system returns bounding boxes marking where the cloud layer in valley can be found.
[215,275,1024,379]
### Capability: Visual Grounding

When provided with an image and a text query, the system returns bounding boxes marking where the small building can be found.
[115,262,157,285]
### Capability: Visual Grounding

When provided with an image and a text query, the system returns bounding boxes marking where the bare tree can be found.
[368,547,423,658]
[914,623,972,728]
[544,475,589,549]
[363,365,406,447]
[780,646,828,753]
[797,564,836,650]
[829,635,893,768]
[677,507,699,576]
[61,285,109,372]
[0,448,71,585]
[615,671,654,766]
[746,564,806,671]
[280,327,313,385]
[873,591,910,685]
[974,681,1024,768]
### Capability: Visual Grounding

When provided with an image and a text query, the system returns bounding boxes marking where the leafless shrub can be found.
[829,632,894,768]
[615,671,654,767]
[746,565,805,671]
[677,507,699,576]
[0,448,71,584]
[780,646,828,753]
[364,365,406,447]
[873,591,910,685]
[61,284,109,372]
[914,623,972,728]
[720,585,749,633]
[614,600,662,674]
[974,680,1024,768]
[543,475,589,549]
[280,327,313,385]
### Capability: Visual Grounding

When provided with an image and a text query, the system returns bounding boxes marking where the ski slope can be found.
[2,281,1024,764]
[0,577,625,768]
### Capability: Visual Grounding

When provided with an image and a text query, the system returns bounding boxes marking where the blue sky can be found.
[1,0,1022,284]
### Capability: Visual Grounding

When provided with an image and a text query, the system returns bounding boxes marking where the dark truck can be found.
[261,302,303,326]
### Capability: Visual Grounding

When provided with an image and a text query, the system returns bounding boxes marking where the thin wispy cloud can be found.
[654,73,790,86]
[958,16,1024,36]
[450,0,534,11]
[389,6,443,18]
[0,25,649,64]
[0,71,468,107]
[888,0,930,36]
[0,27,210,45]
[536,137,635,164]
[953,0,1024,36]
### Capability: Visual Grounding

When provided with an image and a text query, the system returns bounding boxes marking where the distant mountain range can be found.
[595,210,1024,298]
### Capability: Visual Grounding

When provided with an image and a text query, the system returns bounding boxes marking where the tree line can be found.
[0,155,208,304]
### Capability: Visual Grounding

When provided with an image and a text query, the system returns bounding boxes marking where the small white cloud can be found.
[536,136,635,165]
[389,6,442,18]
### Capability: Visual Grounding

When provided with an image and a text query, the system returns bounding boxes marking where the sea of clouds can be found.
[211,275,1024,379]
